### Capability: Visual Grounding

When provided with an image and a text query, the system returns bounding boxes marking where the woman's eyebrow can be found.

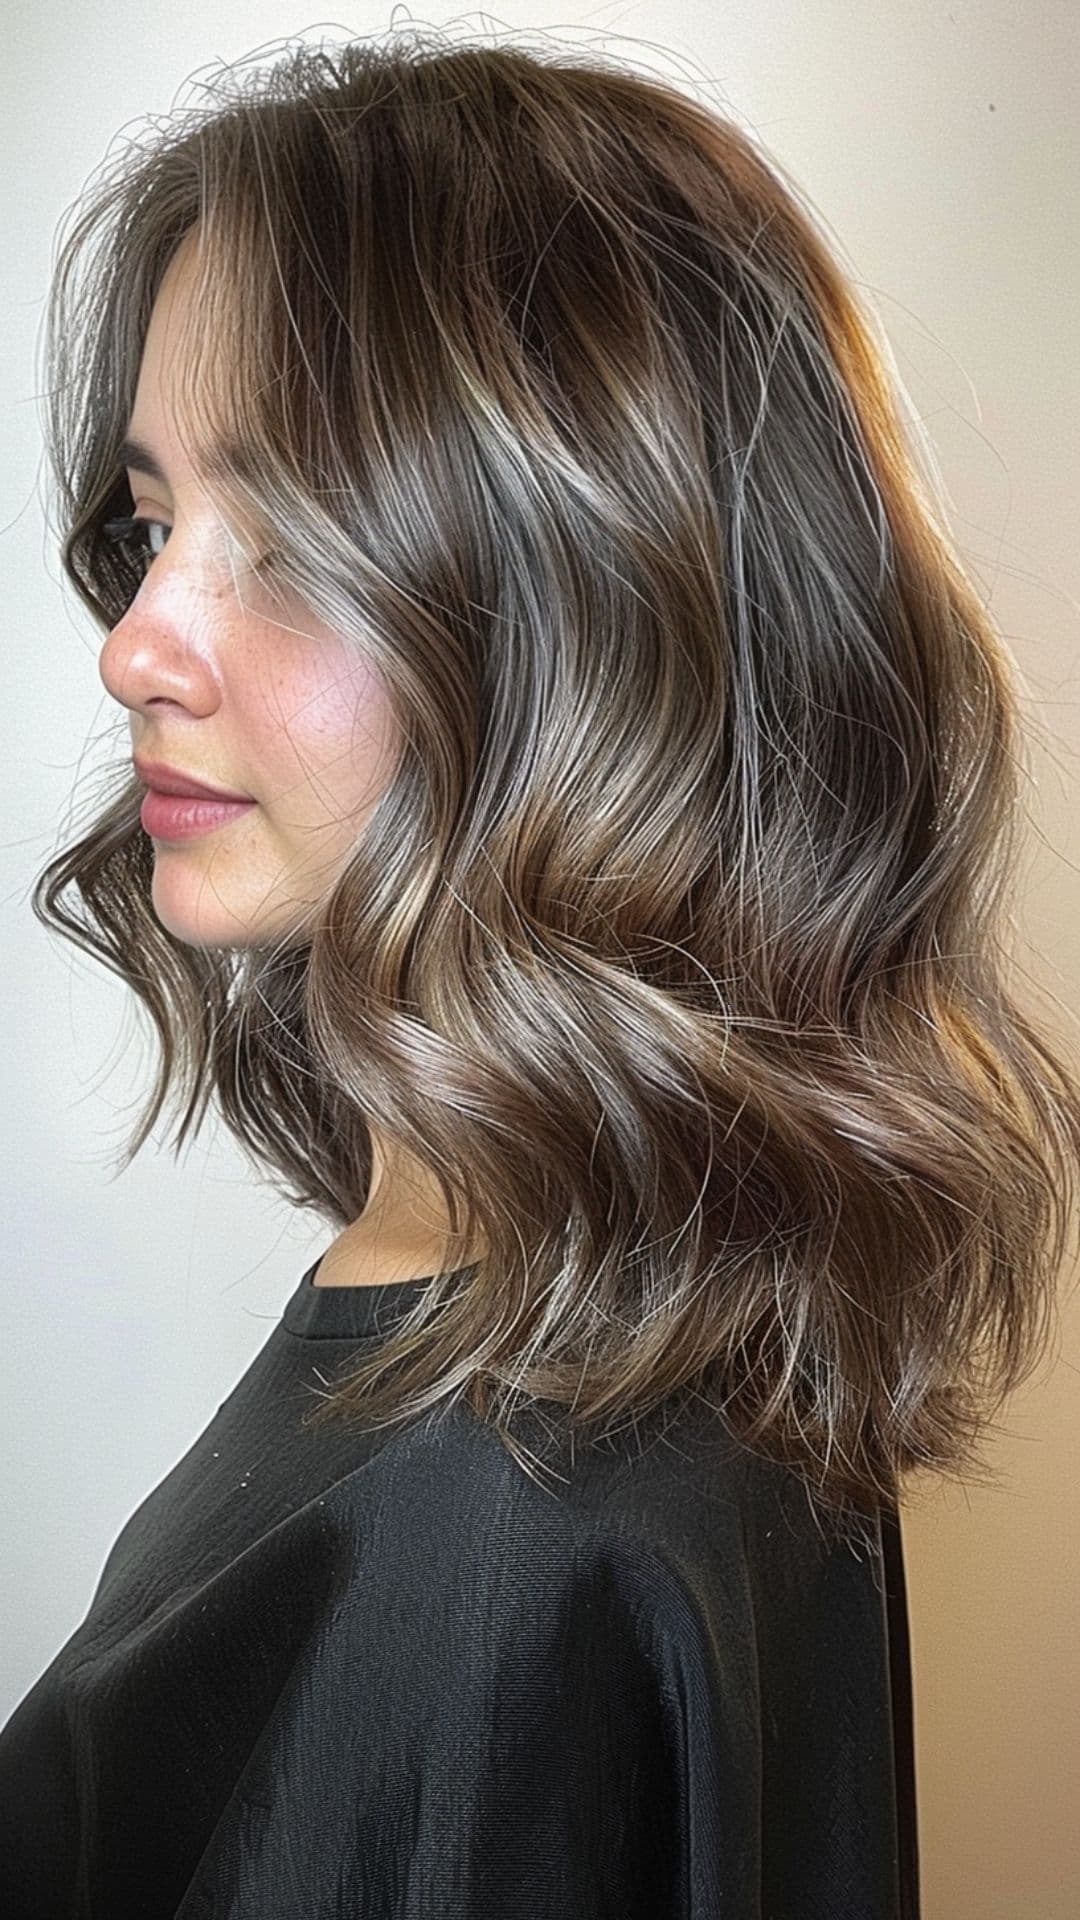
[117,435,169,488]
[116,432,250,494]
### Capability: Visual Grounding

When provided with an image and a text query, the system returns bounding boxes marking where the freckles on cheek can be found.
[275,647,399,795]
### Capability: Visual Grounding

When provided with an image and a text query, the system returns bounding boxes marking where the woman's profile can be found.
[3,26,1078,1919]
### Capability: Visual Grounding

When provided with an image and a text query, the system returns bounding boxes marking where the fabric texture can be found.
[0,1256,920,1917]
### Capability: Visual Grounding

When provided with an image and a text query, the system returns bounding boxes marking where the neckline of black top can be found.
[281,1253,481,1340]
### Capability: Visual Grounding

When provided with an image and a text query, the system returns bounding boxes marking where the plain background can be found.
[2,7,1077,1915]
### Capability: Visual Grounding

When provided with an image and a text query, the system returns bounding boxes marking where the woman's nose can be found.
[99,590,221,721]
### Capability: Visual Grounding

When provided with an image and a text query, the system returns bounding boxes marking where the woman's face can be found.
[99,231,400,950]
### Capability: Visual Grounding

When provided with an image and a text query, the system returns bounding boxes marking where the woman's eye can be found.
[101,515,170,571]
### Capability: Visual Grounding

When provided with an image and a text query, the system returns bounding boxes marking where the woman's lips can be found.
[140,789,256,841]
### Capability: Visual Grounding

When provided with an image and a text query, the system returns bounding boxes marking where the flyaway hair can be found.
[33,26,1080,1542]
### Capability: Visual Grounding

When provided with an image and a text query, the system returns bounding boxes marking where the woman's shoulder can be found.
[329,1384,885,1592]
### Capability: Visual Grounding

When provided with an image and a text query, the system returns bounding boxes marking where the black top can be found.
[0,1255,920,1917]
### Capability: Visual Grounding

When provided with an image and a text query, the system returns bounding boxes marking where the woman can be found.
[3,28,1076,1918]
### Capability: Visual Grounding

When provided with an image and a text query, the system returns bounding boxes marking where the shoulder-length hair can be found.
[33,27,1080,1539]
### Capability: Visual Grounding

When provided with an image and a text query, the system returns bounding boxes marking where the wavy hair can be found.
[32,27,1080,1539]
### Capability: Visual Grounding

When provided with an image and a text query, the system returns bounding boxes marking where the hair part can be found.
[33,24,1080,1544]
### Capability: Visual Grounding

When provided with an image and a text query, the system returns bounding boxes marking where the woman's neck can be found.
[313,1134,485,1287]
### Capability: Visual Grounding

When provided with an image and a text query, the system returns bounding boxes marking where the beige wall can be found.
[904,1105,1080,1916]
[904,1268,1080,1917]
[894,18,1080,1879]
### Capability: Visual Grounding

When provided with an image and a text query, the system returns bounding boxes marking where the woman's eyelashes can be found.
[100,515,284,592]
[101,514,170,575]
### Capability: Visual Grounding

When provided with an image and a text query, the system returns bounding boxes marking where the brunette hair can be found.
[33,26,1080,1540]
